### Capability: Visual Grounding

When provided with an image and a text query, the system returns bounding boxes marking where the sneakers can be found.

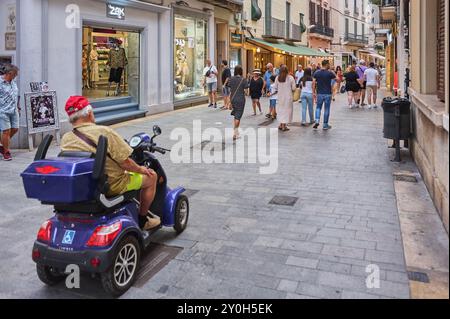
[3,150,12,161]
[208,103,213,108]
[323,125,332,131]
[313,122,320,129]
[139,213,161,231]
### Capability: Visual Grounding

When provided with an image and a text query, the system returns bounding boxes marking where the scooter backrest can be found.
[92,135,108,181]
[34,134,53,161]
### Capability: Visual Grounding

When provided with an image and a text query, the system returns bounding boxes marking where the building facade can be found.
[308,0,334,52]
[402,0,449,232]
[240,0,328,74]
[331,0,371,70]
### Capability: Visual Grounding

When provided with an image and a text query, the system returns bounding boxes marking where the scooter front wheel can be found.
[101,235,140,297]
[174,195,189,234]
[36,263,65,286]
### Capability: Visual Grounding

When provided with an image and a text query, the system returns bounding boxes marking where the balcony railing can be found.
[345,33,369,45]
[264,17,286,39]
[310,25,334,38]
[382,0,397,7]
[289,23,302,41]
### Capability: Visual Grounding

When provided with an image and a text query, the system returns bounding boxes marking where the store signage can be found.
[175,38,186,47]
[106,3,125,20]
[230,32,242,44]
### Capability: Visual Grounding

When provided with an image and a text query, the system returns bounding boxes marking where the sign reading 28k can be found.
[107,3,125,20]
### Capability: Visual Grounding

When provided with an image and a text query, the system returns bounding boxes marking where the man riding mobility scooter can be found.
[21,125,189,296]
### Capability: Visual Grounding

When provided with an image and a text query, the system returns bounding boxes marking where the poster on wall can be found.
[24,91,60,134]
[5,32,16,50]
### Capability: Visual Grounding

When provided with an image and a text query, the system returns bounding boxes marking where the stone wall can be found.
[410,94,449,233]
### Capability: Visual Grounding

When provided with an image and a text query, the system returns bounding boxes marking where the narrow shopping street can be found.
[0,91,417,299]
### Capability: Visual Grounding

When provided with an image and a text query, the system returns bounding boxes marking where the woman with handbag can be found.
[272,66,296,132]
[227,65,250,140]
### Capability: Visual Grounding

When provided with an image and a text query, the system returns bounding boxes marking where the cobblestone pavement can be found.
[0,91,411,299]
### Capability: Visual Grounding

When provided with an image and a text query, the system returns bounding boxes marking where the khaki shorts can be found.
[367,85,378,96]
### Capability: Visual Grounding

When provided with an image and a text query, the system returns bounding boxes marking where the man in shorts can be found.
[356,60,368,107]
[0,64,20,161]
[203,59,218,108]
[364,62,381,109]
[61,96,160,231]
[220,60,232,110]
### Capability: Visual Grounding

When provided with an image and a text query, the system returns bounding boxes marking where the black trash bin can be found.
[382,97,411,161]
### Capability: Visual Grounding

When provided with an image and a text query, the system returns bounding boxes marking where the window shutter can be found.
[437,0,445,102]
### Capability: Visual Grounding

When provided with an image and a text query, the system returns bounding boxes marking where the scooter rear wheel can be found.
[174,195,189,234]
[36,263,65,286]
[101,235,140,297]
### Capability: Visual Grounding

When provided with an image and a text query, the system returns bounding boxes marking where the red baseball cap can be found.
[65,96,91,116]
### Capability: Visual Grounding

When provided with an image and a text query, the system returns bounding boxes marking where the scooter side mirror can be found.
[153,125,162,136]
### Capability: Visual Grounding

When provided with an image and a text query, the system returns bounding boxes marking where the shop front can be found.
[82,26,140,101]
[245,38,329,74]
[173,8,210,107]
[229,30,243,74]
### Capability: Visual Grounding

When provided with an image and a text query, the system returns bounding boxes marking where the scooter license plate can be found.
[62,230,76,245]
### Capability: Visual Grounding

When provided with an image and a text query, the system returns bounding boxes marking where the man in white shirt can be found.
[363,62,381,109]
[294,65,304,88]
[203,59,218,108]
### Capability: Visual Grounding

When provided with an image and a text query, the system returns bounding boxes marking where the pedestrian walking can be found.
[249,69,264,115]
[331,66,338,101]
[335,66,344,94]
[203,59,218,108]
[294,65,304,88]
[313,60,336,130]
[364,62,381,109]
[344,65,361,109]
[272,66,296,132]
[220,60,232,110]
[356,60,368,107]
[263,63,278,96]
[0,64,20,161]
[299,67,315,126]
[227,65,250,140]
[267,75,278,120]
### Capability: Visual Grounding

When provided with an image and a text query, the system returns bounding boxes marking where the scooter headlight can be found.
[129,136,142,148]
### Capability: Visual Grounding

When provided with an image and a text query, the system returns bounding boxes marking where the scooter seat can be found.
[50,190,140,214]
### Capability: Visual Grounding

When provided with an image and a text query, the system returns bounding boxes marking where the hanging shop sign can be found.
[106,3,125,20]
[230,32,243,45]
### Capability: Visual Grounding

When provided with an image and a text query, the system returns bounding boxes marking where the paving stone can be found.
[277,279,299,293]
[286,256,319,269]
[296,282,343,299]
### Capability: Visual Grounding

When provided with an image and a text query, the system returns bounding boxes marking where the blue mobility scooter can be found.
[21,126,189,297]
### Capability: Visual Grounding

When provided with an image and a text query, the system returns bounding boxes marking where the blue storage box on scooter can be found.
[21,157,97,203]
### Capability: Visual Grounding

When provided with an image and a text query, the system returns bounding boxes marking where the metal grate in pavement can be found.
[258,120,274,126]
[394,174,418,183]
[133,243,183,288]
[407,271,430,283]
[191,140,227,151]
[269,195,299,207]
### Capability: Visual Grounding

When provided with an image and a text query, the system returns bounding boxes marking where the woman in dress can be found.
[89,44,100,88]
[272,66,296,132]
[249,69,264,115]
[227,65,250,140]
[344,65,361,109]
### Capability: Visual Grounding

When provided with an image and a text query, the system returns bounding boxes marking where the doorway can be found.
[82,26,140,102]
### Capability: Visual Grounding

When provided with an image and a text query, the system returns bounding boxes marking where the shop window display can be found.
[82,26,140,101]
[174,15,207,101]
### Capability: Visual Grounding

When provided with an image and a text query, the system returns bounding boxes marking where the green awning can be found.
[247,38,331,57]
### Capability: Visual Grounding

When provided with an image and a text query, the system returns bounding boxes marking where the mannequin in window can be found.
[89,44,100,89]
[106,39,128,96]
[82,44,90,89]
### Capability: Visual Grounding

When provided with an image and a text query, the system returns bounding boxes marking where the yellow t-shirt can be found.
[61,122,133,196]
